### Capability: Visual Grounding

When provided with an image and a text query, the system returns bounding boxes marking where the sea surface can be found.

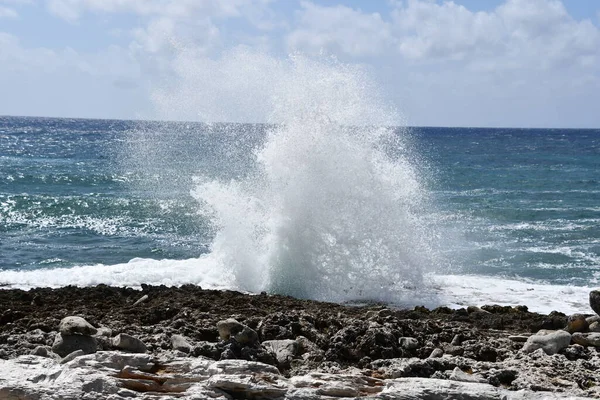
[1,116,599,313]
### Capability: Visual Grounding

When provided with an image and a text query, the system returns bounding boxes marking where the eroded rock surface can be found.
[1,285,600,398]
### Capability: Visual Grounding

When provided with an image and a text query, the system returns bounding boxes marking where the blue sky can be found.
[1,0,599,128]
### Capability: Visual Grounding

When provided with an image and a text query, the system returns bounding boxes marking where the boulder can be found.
[52,333,97,358]
[262,339,299,368]
[588,321,600,333]
[399,337,419,350]
[171,334,193,354]
[112,333,147,353]
[565,314,588,333]
[217,318,244,341]
[233,326,259,345]
[590,290,600,316]
[521,330,571,355]
[571,332,600,347]
[58,316,97,336]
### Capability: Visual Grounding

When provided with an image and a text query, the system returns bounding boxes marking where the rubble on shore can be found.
[1,285,600,399]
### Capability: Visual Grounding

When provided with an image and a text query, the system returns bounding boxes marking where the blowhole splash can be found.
[160,52,443,304]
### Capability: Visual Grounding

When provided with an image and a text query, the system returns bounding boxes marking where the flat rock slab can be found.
[0,353,593,400]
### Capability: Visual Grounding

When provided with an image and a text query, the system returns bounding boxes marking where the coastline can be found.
[1,284,600,399]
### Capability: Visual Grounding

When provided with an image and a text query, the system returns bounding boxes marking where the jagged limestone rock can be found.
[521,330,571,355]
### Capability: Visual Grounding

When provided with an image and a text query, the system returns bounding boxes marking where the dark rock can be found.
[52,333,97,358]
[192,341,221,359]
[562,344,587,361]
[487,369,517,386]
[565,314,588,333]
[58,316,97,336]
[30,345,52,357]
[590,290,600,316]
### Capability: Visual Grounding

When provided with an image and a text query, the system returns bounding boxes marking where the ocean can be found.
[1,115,599,314]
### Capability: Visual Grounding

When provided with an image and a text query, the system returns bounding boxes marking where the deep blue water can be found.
[1,116,599,286]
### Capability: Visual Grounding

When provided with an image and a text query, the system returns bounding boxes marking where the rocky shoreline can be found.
[1,284,600,399]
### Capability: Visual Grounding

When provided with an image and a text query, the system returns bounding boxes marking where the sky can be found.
[0,0,599,128]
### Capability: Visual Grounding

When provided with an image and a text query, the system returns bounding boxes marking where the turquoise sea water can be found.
[1,116,599,289]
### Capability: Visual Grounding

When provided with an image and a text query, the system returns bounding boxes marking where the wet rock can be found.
[52,333,97,358]
[522,330,571,355]
[590,290,600,316]
[58,316,97,336]
[571,332,600,347]
[111,333,147,353]
[565,314,588,333]
[171,334,192,353]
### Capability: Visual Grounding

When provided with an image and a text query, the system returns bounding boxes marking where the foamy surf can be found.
[0,260,594,314]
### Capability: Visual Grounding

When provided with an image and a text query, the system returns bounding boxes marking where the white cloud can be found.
[45,0,275,25]
[287,1,391,57]
[393,0,600,71]
[0,31,143,119]
[2,0,599,127]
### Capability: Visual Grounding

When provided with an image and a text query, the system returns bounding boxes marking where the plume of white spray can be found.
[158,50,442,303]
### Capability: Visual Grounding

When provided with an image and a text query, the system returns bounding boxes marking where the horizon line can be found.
[1,114,598,131]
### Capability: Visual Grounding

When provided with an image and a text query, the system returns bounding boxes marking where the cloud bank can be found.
[0,0,598,127]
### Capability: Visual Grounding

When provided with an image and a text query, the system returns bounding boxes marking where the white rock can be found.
[207,373,287,398]
[399,337,419,350]
[171,334,193,353]
[449,366,487,384]
[521,330,571,355]
[111,333,147,353]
